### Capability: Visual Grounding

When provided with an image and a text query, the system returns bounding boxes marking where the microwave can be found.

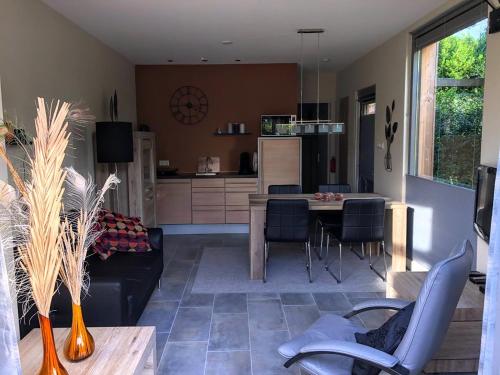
[260,115,297,136]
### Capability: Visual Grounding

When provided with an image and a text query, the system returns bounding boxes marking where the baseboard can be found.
[160,224,249,235]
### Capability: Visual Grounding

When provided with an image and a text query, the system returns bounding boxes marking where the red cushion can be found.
[93,210,152,260]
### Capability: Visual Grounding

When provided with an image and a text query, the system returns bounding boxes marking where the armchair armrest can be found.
[148,227,163,252]
[344,298,411,318]
[284,339,408,375]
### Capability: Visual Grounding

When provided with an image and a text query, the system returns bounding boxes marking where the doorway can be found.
[358,86,376,193]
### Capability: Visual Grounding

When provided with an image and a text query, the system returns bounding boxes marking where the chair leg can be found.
[158,279,161,289]
[324,233,330,269]
[325,235,341,284]
[263,241,268,283]
[339,242,343,283]
[306,241,313,283]
[351,242,365,260]
[369,241,387,282]
[313,220,322,260]
[319,226,324,259]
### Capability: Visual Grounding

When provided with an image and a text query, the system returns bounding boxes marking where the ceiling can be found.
[42,0,448,70]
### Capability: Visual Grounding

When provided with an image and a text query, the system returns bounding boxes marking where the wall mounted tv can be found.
[96,122,133,163]
[474,165,497,243]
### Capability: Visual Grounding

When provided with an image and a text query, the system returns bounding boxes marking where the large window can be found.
[410,2,488,189]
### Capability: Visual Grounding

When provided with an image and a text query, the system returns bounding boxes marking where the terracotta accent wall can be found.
[136,64,298,172]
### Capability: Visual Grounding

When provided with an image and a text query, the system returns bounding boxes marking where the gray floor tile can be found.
[248,300,287,331]
[247,292,280,301]
[168,307,212,341]
[344,291,385,307]
[208,313,250,351]
[150,279,186,302]
[283,305,320,337]
[158,341,207,375]
[181,293,215,307]
[250,329,298,375]
[156,332,169,361]
[312,292,352,311]
[137,301,178,333]
[205,351,252,375]
[174,247,201,261]
[280,293,315,306]
[163,260,193,282]
[214,293,247,313]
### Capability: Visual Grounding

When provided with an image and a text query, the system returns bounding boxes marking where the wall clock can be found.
[169,86,208,125]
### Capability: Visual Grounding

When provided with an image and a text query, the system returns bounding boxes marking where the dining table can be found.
[248,193,408,280]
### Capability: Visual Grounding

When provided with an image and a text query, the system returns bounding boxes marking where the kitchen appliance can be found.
[239,152,253,175]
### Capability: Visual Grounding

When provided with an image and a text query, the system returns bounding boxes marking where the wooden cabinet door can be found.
[258,137,301,193]
[156,180,192,224]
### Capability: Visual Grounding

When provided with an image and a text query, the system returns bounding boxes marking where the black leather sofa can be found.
[19,228,164,338]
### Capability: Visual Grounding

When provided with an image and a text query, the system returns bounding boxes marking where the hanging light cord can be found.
[316,32,320,123]
[300,33,304,122]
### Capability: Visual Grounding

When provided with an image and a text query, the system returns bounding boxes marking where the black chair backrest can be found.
[318,184,351,193]
[340,198,385,243]
[265,199,309,243]
[268,185,302,194]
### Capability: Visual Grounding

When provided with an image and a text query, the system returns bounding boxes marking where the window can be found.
[410,1,488,189]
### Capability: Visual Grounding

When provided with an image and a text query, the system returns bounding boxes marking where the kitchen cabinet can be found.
[257,137,301,193]
[156,179,192,224]
[156,176,257,225]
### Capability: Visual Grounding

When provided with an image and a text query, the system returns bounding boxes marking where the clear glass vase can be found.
[63,304,95,362]
[38,314,68,375]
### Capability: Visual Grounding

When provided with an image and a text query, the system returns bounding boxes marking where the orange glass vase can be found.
[63,303,95,361]
[38,314,69,375]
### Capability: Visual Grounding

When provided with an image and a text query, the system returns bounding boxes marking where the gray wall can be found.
[406,175,476,269]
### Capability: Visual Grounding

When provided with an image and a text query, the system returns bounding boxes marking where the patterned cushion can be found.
[93,210,151,260]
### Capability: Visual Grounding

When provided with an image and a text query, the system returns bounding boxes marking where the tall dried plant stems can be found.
[0,144,27,197]
[59,170,119,306]
[18,98,70,318]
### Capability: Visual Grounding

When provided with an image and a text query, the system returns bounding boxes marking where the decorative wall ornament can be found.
[170,86,208,125]
[384,100,398,172]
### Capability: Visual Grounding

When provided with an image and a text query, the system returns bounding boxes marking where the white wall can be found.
[0,0,137,178]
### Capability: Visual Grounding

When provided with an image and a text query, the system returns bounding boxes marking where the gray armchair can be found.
[278,240,473,375]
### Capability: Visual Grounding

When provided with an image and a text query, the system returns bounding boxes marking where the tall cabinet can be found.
[257,137,302,193]
[128,132,157,227]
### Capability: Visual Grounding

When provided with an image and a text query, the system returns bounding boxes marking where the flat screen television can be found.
[474,165,497,242]
[96,122,133,163]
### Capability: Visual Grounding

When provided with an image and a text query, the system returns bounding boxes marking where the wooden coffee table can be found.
[20,326,156,375]
[387,272,484,373]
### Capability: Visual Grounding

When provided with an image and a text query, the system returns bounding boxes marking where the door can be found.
[301,135,328,193]
[358,114,375,192]
[357,86,376,193]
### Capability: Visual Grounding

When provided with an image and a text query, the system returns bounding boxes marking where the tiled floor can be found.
[138,234,392,375]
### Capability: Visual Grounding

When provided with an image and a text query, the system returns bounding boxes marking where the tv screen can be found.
[96,122,133,163]
[474,165,497,242]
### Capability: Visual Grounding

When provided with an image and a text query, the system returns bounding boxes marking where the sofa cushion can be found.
[93,210,151,260]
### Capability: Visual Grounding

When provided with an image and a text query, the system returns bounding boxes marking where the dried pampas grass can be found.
[16,98,70,318]
[59,168,119,305]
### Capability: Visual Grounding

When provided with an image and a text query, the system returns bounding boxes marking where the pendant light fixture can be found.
[293,28,344,134]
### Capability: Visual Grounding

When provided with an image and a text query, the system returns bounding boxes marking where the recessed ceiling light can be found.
[235,59,241,62]
[201,57,208,62]
[167,59,174,63]
[221,40,233,45]
[322,58,330,62]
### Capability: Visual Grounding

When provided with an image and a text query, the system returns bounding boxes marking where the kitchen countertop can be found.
[157,172,257,180]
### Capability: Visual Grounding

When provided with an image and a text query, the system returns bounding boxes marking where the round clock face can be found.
[169,86,208,125]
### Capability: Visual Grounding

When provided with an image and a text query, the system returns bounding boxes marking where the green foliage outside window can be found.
[433,20,487,188]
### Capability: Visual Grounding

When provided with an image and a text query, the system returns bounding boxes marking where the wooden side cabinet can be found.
[225,178,257,223]
[156,179,192,224]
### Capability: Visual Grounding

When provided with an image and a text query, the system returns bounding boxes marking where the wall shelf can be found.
[213,132,252,136]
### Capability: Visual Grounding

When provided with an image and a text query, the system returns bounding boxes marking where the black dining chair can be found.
[264,199,312,283]
[268,185,302,194]
[313,184,351,260]
[324,198,387,283]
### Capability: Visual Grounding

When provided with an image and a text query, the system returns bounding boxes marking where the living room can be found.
[1,0,500,374]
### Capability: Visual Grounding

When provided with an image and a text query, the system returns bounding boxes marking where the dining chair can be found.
[278,240,473,375]
[313,184,351,260]
[324,198,386,282]
[264,199,312,283]
[268,185,302,194]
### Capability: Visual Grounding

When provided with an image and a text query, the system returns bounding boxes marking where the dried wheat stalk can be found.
[16,98,70,318]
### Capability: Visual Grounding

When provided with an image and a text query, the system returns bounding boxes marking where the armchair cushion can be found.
[353,302,415,375]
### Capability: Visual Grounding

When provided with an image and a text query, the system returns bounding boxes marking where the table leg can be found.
[391,205,407,272]
[250,207,265,280]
